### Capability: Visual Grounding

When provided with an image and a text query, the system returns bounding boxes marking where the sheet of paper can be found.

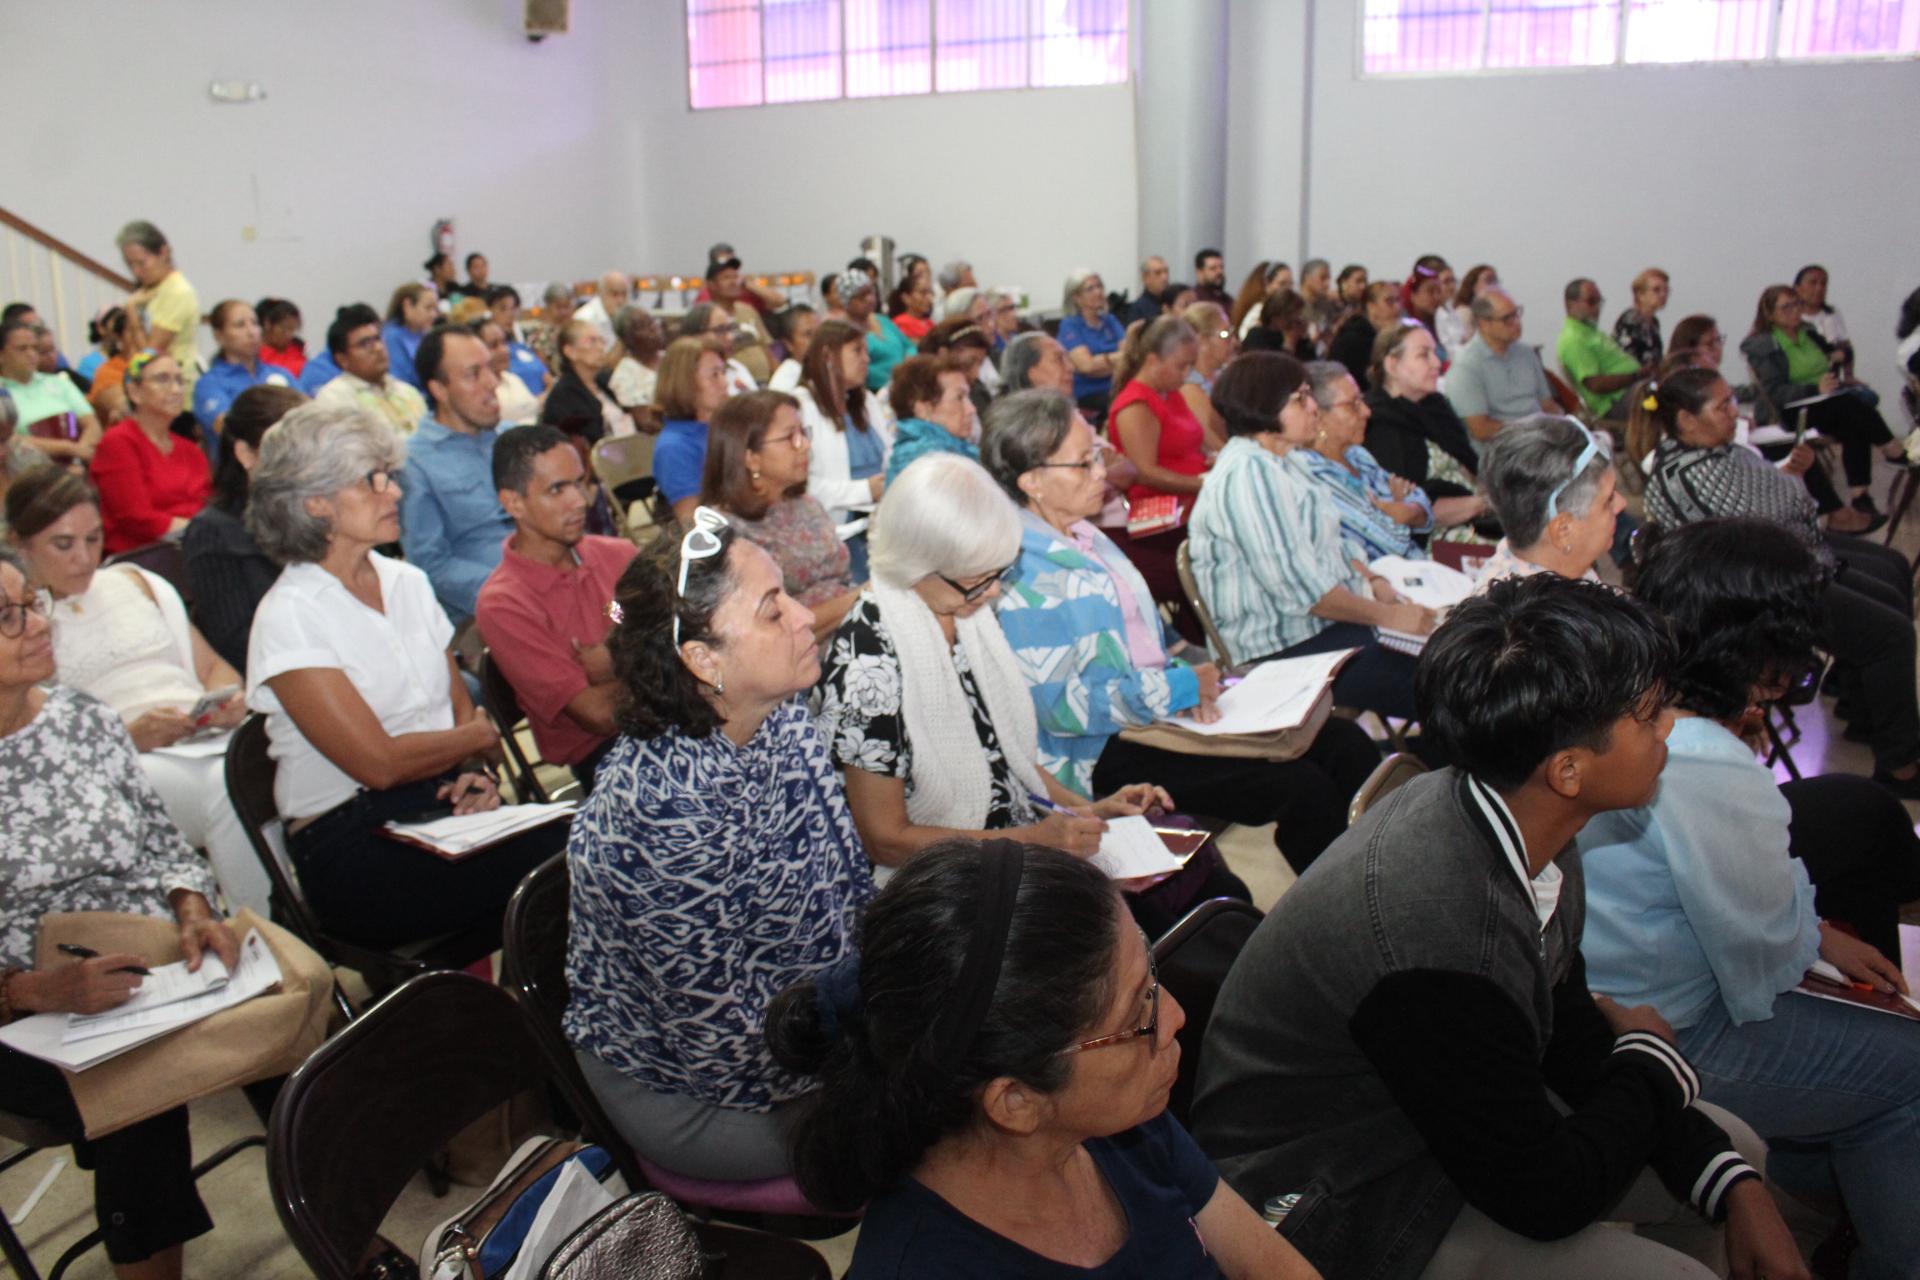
[150,730,233,760]
[1368,555,1476,611]
[59,929,282,1046]
[1169,649,1352,737]
[384,802,576,856]
[1090,815,1188,880]
[500,1158,619,1280]
[62,953,231,1041]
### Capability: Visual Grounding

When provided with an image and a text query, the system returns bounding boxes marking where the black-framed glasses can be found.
[0,594,48,640]
[1069,945,1159,1055]
[1028,455,1102,473]
[937,562,1016,603]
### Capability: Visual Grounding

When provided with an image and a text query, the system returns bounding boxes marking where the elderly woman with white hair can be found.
[1474,414,1628,588]
[245,402,566,948]
[1056,269,1127,421]
[986,390,1382,877]
[813,454,1238,928]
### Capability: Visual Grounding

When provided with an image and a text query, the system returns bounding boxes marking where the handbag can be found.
[423,1138,630,1280]
[538,1193,704,1280]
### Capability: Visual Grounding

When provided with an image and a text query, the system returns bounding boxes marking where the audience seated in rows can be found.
[678,302,759,398]
[312,304,427,435]
[539,318,627,446]
[400,326,513,625]
[1326,280,1402,390]
[1630,366,1920,793]
[652,336,733,523]
[381,283,438,392]
[563,515,871,1181]
[1400,255,1451,362]
[1611,267,1669,368]
[1195,574,1804,1279]
[193,301,302,448]
[883,354,977,484]
[1740,283,1904,518]
[768,841,1319,1278]
[117,221,201,397]
[1363,323,1490,535]
[841,268,912,393]
[487,284,550,395]
[1187,352,1434,722]
[705,256,781,384]
[1294,360,1434,561]
[1241,287,1315,360]
[1444,286,1558,447]
[244,403,563,948]
[1,316,99,462]
[794,319,895,580]
[183,384,303,672]
[986,389,1381,879]
[6,466,262,912]
[700,391,860,638]
[1558,277,1654,420]
[1581,519,1920,1279]
[913,315,995,416]
[90,353,210,554]
[0,545,241,1277]
[475,424,635,792]
[1178,300,1235,448]
[1057,269,1127,419]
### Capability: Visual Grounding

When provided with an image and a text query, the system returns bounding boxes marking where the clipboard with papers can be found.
[1370,556,1476,657]
[380,802,577,861]
[1118,648,1354,761]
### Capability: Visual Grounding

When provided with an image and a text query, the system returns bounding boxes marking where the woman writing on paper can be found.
[0,544,239,1280]
[244,402,564,949]
[985,390,1380,878]
[812,453,1247,933]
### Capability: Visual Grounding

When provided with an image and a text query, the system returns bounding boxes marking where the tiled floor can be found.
[8,468,1918,1278]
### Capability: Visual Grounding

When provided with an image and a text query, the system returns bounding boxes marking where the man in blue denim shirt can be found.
[401,325,512,624]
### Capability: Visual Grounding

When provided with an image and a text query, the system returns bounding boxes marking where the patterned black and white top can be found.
[813,594,1040,830]
[0,687,217,968]
[1643,438,1831,566]
[1612,309,1664,369]
[562,698,872,1112]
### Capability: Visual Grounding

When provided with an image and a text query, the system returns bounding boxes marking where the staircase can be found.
[1,206,134,361]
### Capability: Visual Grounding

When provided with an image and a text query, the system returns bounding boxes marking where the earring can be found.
[750,469,761,482]
[713,674,725,695]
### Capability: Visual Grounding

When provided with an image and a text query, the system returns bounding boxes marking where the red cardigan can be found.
[90,419,211,555]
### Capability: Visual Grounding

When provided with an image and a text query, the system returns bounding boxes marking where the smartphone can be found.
[186,684,241,725]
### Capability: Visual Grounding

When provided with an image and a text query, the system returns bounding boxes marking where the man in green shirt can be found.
[0,318,98,462]
[1557,278,1653,420]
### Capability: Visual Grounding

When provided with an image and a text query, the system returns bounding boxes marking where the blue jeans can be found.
[1676,992,1920,1280]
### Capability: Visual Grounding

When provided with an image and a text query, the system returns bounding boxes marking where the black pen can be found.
[55,943,152,976]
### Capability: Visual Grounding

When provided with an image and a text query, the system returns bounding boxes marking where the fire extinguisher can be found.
[431,218,455,260]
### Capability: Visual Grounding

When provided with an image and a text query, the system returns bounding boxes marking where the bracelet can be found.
[0,968,23,1023]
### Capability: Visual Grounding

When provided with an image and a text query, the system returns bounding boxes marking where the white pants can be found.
[140,750,272,917]
[1419,1102,1767,1280]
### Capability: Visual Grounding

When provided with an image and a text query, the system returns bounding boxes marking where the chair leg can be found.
[0,1209,43,1280]
[1765,715,1803,782]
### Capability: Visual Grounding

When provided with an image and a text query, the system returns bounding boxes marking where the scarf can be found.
[869,580,1048,830]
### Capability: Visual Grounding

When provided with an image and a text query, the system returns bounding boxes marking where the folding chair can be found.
[591,433,665,546]
[1175,540,1233,668]
[1347,752,1429,826]
[499,858,850,1240]
[223,714,497,1010]
[1150,898,1265,1130]
[479,649,571,805]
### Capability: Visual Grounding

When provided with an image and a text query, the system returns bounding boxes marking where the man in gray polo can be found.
[1446,287,1558,446]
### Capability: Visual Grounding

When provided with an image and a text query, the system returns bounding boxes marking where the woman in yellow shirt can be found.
[117,221,202,397]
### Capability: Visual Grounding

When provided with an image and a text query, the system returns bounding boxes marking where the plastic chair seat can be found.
[635,1158,820,1217]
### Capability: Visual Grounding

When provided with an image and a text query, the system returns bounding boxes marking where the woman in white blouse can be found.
[5,466,264,914]
[792,319,896,581]
[245,402,565,948]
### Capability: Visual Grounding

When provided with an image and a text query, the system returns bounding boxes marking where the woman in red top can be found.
[1106,315,1208,642]
[89,353,211,554]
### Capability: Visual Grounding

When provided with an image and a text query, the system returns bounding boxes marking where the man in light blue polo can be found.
[401,324,512,624]
[1445,287,1558,449]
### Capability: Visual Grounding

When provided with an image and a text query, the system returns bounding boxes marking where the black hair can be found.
[1899,286,1920,343]
[255,297,301,329]
[488,284,523,309]
[212,383,306,514]
[415,323,481,405]
[1633,518,1823,722]
[88,306,126,346]
[606,527,739,739]
[777,302,815,342]
[465,252,486,271]
[1416,574,1673,790]
[1793,263,1827,288]
[492,423,573,494]
[1209,350,1308,438]
[326,304,380,360]
[424,252,450,275]
[765,841,1120,1212]
[1,303,34,325]
[1564,277,1595,303]
[1194,248,1221,269]
[847,256,880,277]
[0,317,36,350]
[1625,364,1724,465]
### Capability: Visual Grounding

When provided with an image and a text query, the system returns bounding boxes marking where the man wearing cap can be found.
[704,256,775,385]
[697,242,786,317]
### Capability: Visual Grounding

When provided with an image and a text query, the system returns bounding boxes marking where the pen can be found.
[1027,793,1075,817]
[54,944,151,976]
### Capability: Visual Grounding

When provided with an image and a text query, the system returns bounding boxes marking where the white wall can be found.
[603,0,1141,311]
[1305,1,1920,393]
[1221,0,1308,285]
[7,0,621,357]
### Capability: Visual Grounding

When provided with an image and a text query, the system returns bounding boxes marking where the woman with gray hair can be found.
[1057,269,1127,420]
[988,389,1380,878]
[1474,414,1627,587]
[245,402,563,948]
[813,454,1185,912]
[117,219,203,395]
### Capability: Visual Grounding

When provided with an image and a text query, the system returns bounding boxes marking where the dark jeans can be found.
[0,1047,212,1264]
[1267,622,1422,723]
[1091,714,1382,877]
[288,779,568,949]
[1805,393,1895,488]
[1819,551,1920,771]
[1783,774,1920,963]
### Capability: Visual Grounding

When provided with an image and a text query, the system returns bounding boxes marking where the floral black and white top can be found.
[1611,309,1663,369]
[814,594,1040,830]
[0,687,217,968]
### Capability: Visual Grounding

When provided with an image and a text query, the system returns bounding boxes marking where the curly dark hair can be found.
[1633,518,1824,722]
[605,524,739,739]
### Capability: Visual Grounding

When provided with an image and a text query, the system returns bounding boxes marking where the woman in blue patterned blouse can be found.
[563,511,873,1184]
[1294,361,1433,562]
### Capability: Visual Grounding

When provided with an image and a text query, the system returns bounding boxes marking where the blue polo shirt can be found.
[194,356,302,432]
[1057,311,1127,402]
[508,340,549,395]
[653,419,709,506]
[299,348,340,396]
[399,417,514,622]
[383,321,425,391]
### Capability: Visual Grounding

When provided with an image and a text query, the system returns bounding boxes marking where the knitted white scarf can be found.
[869,580,1048,829]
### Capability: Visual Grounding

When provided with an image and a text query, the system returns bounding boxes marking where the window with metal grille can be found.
[1362,0,1919,73]
[687,0,1128,109]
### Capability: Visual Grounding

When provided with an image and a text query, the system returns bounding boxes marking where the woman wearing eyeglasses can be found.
[814,455,1193,911]
[700,391,860,639]
[1295,362,1433,563]
[565,507,871,1185]
[986,390,1381,880]
[766,840,1320,1279]
[794,319,896,580]
[244,403,562,948]
[88,353,211,556]
[1361,325,1490,540]
[1473,414,1626,589]
[1177,301,1235,451]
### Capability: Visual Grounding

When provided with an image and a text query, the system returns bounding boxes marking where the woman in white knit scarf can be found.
[813,453,1171,875]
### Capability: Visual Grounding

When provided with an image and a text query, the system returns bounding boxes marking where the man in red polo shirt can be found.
[476,424,637,789]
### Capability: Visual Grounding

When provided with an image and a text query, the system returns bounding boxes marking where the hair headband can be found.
[930,840,1027,1065]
